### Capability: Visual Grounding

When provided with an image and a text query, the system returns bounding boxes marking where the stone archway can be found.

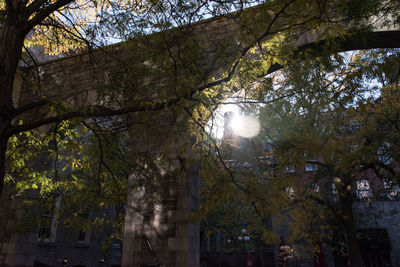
[119,7,399,267]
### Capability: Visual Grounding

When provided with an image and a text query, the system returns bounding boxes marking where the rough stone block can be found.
[175,181,189,197]
[176,196,190,210]
[131,238,143,252]
[5,253,35,266]
[169,210,190,223]
[175,223,196,238]
[6,220,15,230]
[189,236,200,251]
[168,237,190,251]
[166,224,176,237]
[175,251,189,266]
[1,243,9,254]
[190,251,200,267]
[135,224,144,236]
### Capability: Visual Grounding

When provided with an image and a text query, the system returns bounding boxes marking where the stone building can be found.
[34,227,122,267]
[30,196,122,267]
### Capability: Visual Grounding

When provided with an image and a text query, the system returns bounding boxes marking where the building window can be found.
[378,142,392,165]
[216,233,221,252]
[76,209,90,244]
[356,180,372,199]
[286,187,295,200]
[330,152,341,165]
[351,144,359,152]
[285,165,295,173]
[77,231,86,243]
[285,166,295,173]
[309,183,320,193]
[383,180,399,200]
[332,183,339,202]
[349,121,360,131]
[305,162,317,172]
[112,239,121,249]
[285,152,295,173]
[38,198,59,242]
[305,152,317,172]
[38,221,52,241]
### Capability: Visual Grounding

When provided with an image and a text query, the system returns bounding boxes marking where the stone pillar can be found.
[122,158,200,267]
[122,112,200,267]
[167,161,200,267]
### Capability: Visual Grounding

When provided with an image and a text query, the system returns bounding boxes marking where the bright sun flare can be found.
[206,100,261,139]
[229,114,260,138]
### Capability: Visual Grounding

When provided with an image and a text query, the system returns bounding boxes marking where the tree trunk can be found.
[0,135,8,195]
[0,23,24,196]
[340,193,363,267]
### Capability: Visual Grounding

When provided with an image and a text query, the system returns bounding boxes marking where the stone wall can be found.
[354,200,400,265]
[0,187,37,267]
[34,227,121,267]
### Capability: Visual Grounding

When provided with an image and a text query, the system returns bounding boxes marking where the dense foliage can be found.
[199,49,400,265]
[0,0,399,263]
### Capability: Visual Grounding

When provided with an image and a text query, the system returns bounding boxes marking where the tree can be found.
[1,0,399,195]
[199,49,400,267]
[261,49,400,266]
[0,0,240,195]
[0,0,399,264]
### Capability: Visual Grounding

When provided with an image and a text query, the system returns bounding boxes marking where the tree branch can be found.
[26,0,50,17]
[23,0,73,35]
[7,97,187,137]
[13,99,50,117]
[4,0,15,11]
[307,194,344,224]
[183,106,250,194]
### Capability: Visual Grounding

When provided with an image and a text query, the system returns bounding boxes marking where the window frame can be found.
[356,180,372,199]
[38,197,60,243]
[383,180,399,200]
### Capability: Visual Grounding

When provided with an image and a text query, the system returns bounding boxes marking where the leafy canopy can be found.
[199,48,400,257]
